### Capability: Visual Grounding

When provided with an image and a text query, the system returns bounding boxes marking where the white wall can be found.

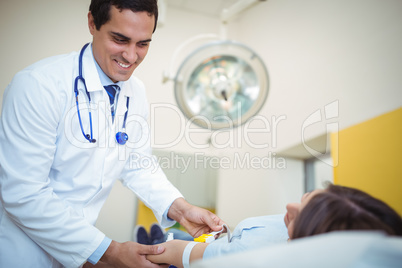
[235,0,402,153]
[216,157,304,228]
[0,0,92,104]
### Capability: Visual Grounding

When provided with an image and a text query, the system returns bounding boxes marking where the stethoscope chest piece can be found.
[116,132,129,145]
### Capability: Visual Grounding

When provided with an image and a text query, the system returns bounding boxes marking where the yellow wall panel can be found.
[136,201,158,232]
[332,107,402,216]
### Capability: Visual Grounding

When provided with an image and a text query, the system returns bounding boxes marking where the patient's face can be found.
[284,189,323,239]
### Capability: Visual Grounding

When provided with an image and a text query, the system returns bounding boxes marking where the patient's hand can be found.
[146,240,208,268]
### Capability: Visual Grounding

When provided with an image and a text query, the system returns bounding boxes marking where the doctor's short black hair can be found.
[89,0,158,32]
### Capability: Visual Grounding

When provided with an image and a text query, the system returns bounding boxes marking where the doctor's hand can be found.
[168,198,225,237]
[99,240,166,268]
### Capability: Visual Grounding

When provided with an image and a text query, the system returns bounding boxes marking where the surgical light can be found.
[174,40,268,129]
[164,0,269,129]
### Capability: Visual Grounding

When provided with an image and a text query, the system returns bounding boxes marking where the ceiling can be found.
[164,0,239,18]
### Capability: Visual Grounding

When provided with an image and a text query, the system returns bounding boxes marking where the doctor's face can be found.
[88,6,154,82]
[284,189,324,239]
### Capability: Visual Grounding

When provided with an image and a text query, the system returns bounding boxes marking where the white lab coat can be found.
[0,44,183,267]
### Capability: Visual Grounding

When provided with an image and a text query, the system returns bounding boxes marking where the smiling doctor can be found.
[0,0,223,267]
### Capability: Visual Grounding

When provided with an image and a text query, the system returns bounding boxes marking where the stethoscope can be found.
[74,43,129,145]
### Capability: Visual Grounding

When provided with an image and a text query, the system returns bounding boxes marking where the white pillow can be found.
[191,231,402,268]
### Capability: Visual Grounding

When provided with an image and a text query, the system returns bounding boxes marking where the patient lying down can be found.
[147,184,402,268]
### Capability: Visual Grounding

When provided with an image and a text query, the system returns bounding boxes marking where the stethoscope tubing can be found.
[75,43,128,145]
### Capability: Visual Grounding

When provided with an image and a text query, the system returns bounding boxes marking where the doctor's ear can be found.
[88,11,96,35]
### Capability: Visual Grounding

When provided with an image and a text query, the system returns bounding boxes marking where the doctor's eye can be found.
[138,42,150,48]
[114,38,128,44]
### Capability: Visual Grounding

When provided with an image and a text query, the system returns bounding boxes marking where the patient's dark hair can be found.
[89,0,158,32]
[292,184,402,239]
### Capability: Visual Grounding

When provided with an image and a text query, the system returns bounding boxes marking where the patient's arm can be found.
[146,240,208,268]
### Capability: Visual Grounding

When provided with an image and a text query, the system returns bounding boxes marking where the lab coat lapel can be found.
[82,43,104,96]
[114,82,134,122]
